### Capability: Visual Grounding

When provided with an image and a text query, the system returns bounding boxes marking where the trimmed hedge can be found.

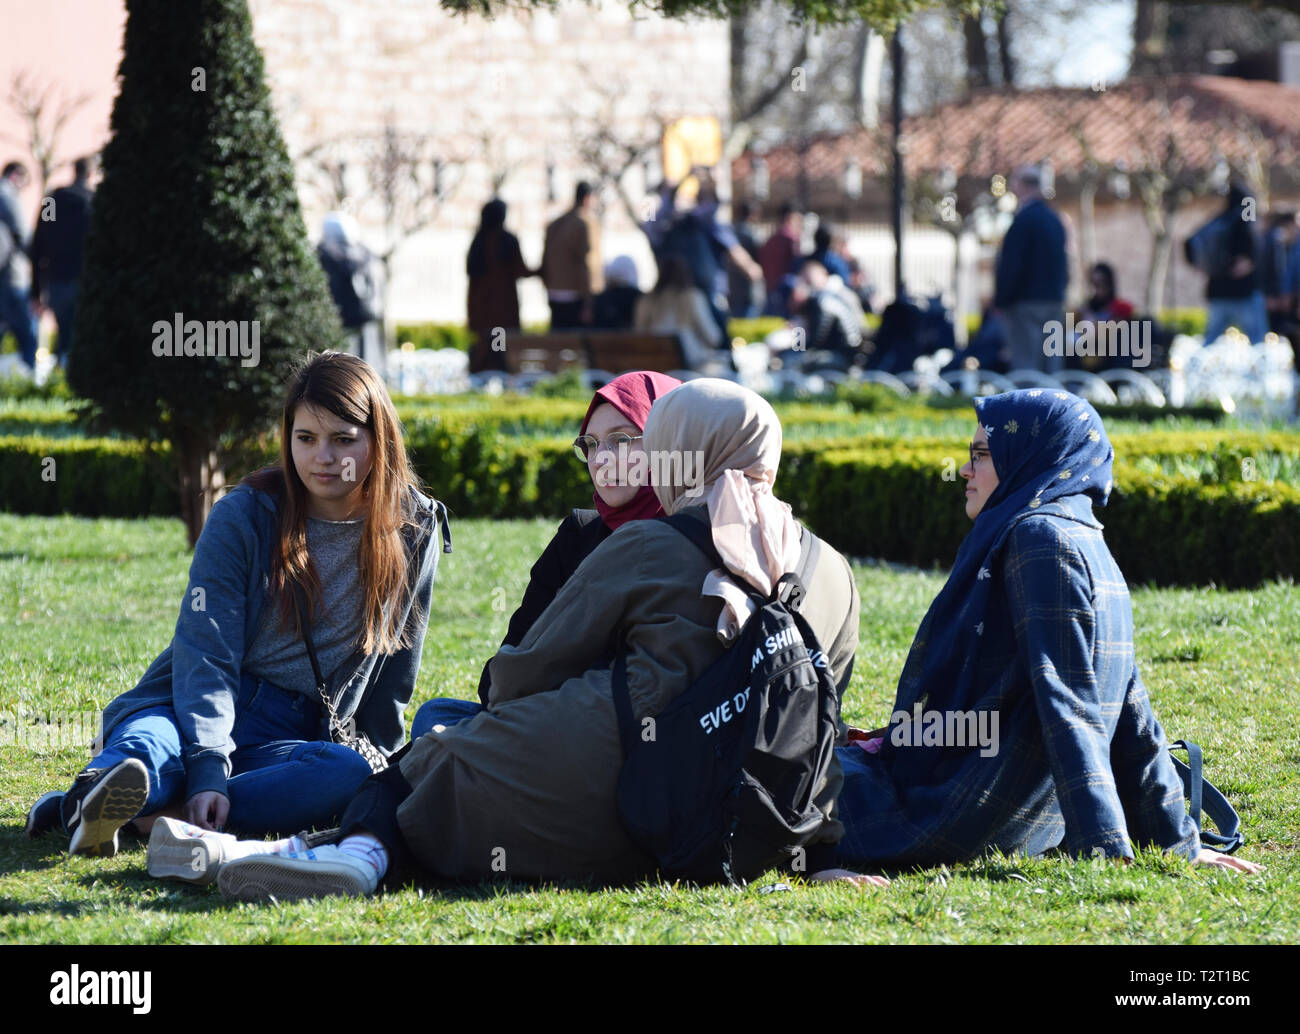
[776,442,1300,588]
[3,425,1297,586]
[0,435,177,517]
[390,316,874,352]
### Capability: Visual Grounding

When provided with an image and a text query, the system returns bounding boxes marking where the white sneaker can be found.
[217,844,379,902]
[147,817,236,885]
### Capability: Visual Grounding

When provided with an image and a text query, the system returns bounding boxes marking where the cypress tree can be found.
[69,0,345,545]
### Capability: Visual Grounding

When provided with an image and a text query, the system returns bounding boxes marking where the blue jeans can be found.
[45,279,79,359]
[410,697,482,741]
[87,671,372,835]
[1205,292,1268,344]
[0,279,38,368]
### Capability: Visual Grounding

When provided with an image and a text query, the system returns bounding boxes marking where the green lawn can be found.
[0,514,1295,944]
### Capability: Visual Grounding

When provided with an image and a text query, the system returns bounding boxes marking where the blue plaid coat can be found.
[834,493,1200,868]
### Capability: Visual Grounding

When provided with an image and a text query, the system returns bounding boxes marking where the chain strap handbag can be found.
[292,580,388,774]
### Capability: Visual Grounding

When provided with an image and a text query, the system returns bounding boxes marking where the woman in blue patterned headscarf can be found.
[819,390,1260,881]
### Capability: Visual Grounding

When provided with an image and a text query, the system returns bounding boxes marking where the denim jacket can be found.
[97,482,450,801]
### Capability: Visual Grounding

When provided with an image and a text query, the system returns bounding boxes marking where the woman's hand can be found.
[809,868,890,889]
[1194,848,1264,874]
[184,791,230,832]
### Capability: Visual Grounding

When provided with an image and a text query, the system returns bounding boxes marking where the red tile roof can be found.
[733,76,1300,187]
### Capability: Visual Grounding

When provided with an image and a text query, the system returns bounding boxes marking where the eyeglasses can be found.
[968,443,992,467]
[573,432,642,462]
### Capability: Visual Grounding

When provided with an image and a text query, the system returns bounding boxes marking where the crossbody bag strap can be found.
[291,579,348,741]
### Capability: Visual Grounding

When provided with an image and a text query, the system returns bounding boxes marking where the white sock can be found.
[173,823,305,861]
[338,833,389,880]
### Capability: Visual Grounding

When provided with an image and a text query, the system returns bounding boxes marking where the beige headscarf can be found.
[642,378,802,641]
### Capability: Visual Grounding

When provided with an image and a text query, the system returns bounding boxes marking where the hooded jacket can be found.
[96,481,450,801]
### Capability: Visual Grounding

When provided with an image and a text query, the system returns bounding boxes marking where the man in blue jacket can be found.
[993,166,1068,372]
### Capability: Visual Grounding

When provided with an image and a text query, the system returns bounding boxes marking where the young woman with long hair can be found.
[25,351,451,869]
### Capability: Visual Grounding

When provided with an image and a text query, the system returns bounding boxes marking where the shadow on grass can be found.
[0,821,666,918]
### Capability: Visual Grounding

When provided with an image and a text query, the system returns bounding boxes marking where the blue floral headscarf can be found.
[890,389,1116,718]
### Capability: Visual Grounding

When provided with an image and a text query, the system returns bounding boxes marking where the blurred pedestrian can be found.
[993,165,1067,371]
[633,254,726,371]
[542,181,603,331]
[317,212,385,377]
[592,255,641,330]
[728,201,762,319]
[0,161,39,370]
[1069,262,1136,371]
[797,221,851,282]
[758,202,802,317]
[465,198,535,373]
[1259,209,1298,339]
[1186,182,1267,344]
[642,169,759,341]
[30,155,95,367]
[782,259,864,372]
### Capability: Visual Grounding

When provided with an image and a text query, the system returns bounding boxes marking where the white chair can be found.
[1098,368,1166,406]
[1053,370,1119,405]
[856,370,912,398]
[1003,369,1064,390]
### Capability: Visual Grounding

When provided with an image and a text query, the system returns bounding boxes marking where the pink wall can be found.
[0,0,126,218]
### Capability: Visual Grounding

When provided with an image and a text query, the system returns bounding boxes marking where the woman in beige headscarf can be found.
[211,380,865,899]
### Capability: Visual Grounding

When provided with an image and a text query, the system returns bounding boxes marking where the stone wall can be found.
[246,0,731,322]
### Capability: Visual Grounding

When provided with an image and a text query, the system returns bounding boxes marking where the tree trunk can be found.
[1146,224,1172,315]
[729,12,747,128]
[853,25,884,129]
[995,9,1016,88]
[1078,175,1097,285]
[963,11,991,93]
[176,437,226,550]
[1132,0,1168,77]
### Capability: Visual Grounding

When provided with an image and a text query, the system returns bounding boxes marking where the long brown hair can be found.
[240,351,430,656]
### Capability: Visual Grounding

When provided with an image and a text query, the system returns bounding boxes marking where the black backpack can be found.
[610,514,842,885]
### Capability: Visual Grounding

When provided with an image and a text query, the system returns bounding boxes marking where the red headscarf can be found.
[578,371,683,529]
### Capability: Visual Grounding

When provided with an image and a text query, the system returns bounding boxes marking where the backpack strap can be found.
[611,650,636,758]
[610,514,814,758]
[661,512,723,568]
[663,512,814,609]
[1168,739,1244,854]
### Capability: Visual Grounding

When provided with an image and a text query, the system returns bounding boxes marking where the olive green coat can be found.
[396,508,859,882]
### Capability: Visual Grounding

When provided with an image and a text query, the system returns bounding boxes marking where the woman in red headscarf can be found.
[408,371,682,737]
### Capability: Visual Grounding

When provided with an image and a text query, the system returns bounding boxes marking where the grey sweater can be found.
[242,515,366,696]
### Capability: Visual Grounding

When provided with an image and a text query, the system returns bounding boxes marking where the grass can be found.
[0,514,1295,944]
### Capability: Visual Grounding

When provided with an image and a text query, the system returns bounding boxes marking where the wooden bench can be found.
[584,332,686,375]
[502,333,587,375]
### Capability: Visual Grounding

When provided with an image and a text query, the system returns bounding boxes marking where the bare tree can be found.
[6,71,91,196]
[1126,93,1207,314]
[962,12,992,91]
[299,122,466,341]
[367,121,465,297]
[559,64,674,227]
